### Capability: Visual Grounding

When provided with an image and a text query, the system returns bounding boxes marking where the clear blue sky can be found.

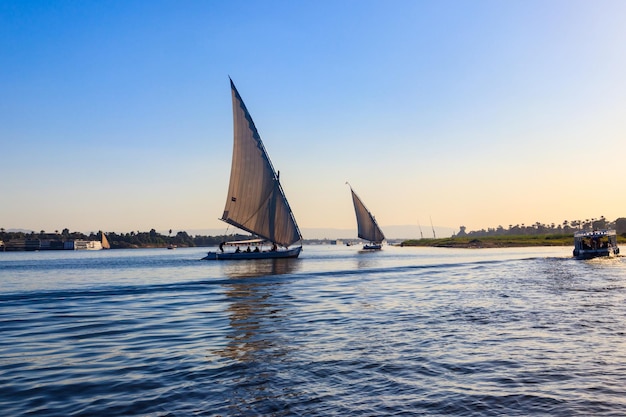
[2,0,625,236]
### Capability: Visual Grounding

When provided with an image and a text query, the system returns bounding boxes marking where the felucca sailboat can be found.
[101,232,110,250]
[202,79,302,260]
[347,183,385,250]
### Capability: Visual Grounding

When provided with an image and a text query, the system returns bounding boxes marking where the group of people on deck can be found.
[219,242,278,253]
[581,238,610,250]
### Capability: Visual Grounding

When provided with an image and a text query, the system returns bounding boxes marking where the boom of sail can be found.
[348,185,385,244]
[219,79,302,248]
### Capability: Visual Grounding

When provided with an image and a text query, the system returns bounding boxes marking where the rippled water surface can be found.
[1,245,626,416]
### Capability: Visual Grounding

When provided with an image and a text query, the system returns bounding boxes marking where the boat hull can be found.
[202,246,302,260]
[363,244,382,250]
[573,247,619,260]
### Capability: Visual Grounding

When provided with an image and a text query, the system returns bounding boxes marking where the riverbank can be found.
[400,234,626,248]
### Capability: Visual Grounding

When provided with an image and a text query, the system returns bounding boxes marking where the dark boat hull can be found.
[363,244,382,250]
[573,247,619,260]
[202,246,302,260]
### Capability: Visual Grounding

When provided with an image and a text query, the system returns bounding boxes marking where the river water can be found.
[1,245,625,416]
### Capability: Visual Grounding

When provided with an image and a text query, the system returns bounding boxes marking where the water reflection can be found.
[221,258,301,278]
[215,259,300,414]
[216,259,300,362]
[355,250,382,269]
[215,263,297,361]
[217,287,278,360]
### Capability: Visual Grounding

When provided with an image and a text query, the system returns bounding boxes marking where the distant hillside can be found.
[163,225,455,240]
[4,228,34,233]
[300,225,455,240]
[177,225,454,240]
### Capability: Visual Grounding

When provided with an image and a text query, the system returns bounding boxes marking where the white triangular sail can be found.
[348,185,385,244]
[101,232,110,249]
[220,80,302,248]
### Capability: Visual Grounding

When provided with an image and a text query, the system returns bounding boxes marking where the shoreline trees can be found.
[0,228,250,249]
[456,216,626,238]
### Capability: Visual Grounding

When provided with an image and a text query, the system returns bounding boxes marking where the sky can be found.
[2,0,625,238]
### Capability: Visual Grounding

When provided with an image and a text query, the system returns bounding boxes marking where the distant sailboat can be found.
[101,232,110,250]
[202,79,302,260]
[346,183,385,250]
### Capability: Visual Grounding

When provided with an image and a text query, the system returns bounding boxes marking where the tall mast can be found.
[430,216,436,239]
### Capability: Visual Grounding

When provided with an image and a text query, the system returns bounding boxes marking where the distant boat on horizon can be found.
[346,183,386,250]
[202,79,302,260]
[101,232,110,250]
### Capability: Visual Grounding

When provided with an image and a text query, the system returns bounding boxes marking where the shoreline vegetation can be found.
[399,234,626,248]
[2,217,626,250]
[0,229,253,250]
[401,216,626,248]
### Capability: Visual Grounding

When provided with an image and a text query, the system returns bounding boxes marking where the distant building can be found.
[1,239,103,251]
[73,240,103,250]
[2,239,41,251]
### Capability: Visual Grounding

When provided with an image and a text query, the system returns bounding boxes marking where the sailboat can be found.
[101,231,110,250]
[346,183,385,250]
[202,79,303,260]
